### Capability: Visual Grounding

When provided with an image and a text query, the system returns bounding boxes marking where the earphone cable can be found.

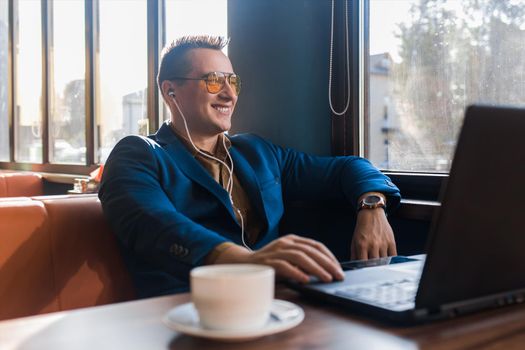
[328,0,351,116]
[170,95,251,251]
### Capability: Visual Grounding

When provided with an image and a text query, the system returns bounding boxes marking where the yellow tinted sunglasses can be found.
[169,71,241,96]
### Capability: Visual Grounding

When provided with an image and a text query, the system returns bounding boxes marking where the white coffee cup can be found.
[190,264,275,331]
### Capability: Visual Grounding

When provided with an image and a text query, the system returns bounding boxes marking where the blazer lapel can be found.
[154,124,237,221]
[229,147,269,227]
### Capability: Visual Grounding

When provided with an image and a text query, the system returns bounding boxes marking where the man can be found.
[99,36,400,298]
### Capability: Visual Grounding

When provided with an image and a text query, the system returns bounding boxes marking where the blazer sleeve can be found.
[99,136,230,270]
[260,137,401,212]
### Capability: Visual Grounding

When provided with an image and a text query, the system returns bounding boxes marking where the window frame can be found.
[337,0,447,202]
[0,0,164,175]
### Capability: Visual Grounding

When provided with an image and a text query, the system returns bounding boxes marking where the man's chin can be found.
[216,123,232,134]
[205,126,231,137]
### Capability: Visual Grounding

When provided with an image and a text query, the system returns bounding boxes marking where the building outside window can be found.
[96,0,148,163]
[368,0,525,173]
[0,0,227,170]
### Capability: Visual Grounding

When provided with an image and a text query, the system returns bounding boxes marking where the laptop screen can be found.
[416,105,525,309]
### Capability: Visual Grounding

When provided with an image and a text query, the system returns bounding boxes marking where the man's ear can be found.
[161,80,175,100]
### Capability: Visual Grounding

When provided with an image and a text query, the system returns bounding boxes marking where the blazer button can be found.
[170,244,180,255]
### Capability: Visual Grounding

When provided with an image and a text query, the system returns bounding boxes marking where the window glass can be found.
[0,0,8,161]
[165,0,228,43]
[368,0,525,172]
[49,0,86,164]
[97,0,147,163]
[164,0,228,122]
[14,0,42,163]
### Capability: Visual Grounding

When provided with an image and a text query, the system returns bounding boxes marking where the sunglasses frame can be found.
[167,71,241,95]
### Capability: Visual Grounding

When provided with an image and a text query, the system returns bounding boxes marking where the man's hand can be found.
[350,208,397,260]
[214,234,344,284]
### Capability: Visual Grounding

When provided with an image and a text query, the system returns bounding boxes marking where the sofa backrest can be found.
[40,195,135,310]
[0,173,44,197]
[0,199,59,320]
[0,195,135,321]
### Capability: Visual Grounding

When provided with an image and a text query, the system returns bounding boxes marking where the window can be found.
[14,0,43,163]
[49,0,86,164]
[164,0,228,122]
[165,0,227,42]
[96,0,147,163]
[367,0,525,173]
[0,0,8,161]
[0,0,230,173]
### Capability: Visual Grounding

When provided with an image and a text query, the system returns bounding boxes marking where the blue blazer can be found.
[99,122,400,297]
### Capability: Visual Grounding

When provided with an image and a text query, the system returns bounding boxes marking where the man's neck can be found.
[171,122,219,153]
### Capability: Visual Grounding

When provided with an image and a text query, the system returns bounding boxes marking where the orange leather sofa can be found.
[0,172,44,197]
[0,195,135,321]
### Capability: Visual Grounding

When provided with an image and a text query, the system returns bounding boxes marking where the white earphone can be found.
[168,91,251,251]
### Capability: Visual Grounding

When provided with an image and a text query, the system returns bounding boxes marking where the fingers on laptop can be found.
[351,238,398,260]
[255,234,343,283]
[387,242,397,257]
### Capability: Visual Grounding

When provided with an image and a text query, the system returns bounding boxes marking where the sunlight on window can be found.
[50,0,86,164]
[165,0,228,50]
[4,0,229,166]
[368,0,525,172]
[0,0,8,161]
[163,0,228,122]
[97,0,147,163]
[14,0,42,163]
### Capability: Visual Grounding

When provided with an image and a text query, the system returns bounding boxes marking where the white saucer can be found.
[163,299,304,341]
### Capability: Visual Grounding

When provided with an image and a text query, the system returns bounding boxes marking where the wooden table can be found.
[2,287,525,350]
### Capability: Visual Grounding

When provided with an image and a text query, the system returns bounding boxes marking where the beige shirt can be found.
[171,126,263,262]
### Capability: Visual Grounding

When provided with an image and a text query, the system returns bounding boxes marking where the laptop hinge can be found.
[435,289,525,318]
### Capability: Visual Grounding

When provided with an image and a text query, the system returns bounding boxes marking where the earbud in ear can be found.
[168,91,175,97]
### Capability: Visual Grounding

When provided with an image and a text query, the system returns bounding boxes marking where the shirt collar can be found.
[169,122,231,160]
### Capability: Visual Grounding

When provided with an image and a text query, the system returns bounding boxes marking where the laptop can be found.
[288,105,525,323]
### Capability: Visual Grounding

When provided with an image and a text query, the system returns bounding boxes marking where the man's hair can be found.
[157,35,230,90]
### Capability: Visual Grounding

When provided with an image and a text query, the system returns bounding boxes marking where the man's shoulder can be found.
[230,133,271,148]
[104,134,167,168]
[229,133,285,165]
[111,134,162,152]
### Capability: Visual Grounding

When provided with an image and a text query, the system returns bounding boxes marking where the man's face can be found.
[171,48,238,138]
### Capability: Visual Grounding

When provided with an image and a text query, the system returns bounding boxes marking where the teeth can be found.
[213,106,230,113]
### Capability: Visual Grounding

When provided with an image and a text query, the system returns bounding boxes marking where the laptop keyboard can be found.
[334,277,418,310]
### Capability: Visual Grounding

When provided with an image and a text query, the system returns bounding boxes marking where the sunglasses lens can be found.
[206,72,224,94]
[229,75,241,95]
[204,72,241,95]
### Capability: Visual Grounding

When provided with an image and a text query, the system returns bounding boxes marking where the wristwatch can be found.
[357,194,386,211]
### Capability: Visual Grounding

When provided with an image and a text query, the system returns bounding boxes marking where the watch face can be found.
[364,195,382,205]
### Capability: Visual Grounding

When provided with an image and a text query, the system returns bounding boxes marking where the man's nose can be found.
[219,80,237,100]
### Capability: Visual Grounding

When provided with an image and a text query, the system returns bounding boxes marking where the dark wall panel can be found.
[228,0,332,155]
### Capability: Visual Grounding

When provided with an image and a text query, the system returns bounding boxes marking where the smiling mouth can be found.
[212,105,231,114]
